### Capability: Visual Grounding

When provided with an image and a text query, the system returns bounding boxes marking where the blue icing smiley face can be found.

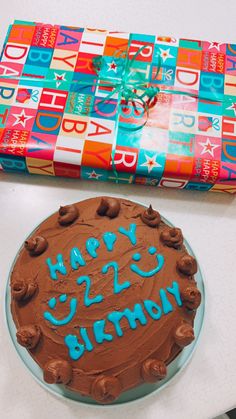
[130,247,164,278]
[44,294,78,326]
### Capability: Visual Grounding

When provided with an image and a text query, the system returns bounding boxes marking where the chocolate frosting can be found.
[181,286,201,310]
[160,227,183,249]
[10,197,201,403]
[177,255,197,275]
[58,204,79,225]
[25,236,48,256]
[91,375,122,403]
[16,325,41,349]
[43,359,72,385]
[141,359,167,383]
[141,205,161,227]
[11,278,37,302]
[174,322,195,348]
[96,197,120,218]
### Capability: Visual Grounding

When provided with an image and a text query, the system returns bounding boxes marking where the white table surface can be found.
[0,1,236,418]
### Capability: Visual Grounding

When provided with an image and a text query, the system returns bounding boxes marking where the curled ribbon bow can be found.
[91,46,162,132]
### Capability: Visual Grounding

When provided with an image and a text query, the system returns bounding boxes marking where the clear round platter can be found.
[5,204,205,406]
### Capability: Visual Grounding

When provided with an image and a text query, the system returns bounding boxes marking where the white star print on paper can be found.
[226,102,236,116]
[86,170,103,179]
[12,109,34,128]
[53,72,67,87]
[199,138,220,157]
[158,48,175,63]
[208,42,223,52]
[140,153,162,173]
[107,61,117,73]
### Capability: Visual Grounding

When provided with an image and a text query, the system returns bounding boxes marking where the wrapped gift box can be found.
[0,20,236,193]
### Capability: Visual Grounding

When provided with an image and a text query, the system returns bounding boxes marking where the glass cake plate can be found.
[5,204,205,406]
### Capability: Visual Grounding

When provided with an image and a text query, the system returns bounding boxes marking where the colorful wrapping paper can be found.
[0,20,236,193]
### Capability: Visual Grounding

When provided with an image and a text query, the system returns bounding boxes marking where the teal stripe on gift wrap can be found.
[184,181,214,191]
[134,175,160,187]
[154,44,178,68]
[107,171,135,184]
[71,72,98,94]
[199,72,225,100]
[0,154,28,173]
[80,166,109,182]
[198,96,223,116]
[99,56,126,80]
[32,110,63,135]
[129,33,156,44]
[226,44,236,56]
[92,96,118,121]
[45,68,74,91]
[20,65,48,87]
[127,60,151,83]
[13,19,36,26]
[25,46,53,68]
[136,148,166,179]
[150,64,176,86]
[222,95,236,117]
[179,39,202,51]
[81,166,135,185]
[221,140,236,164]
[116,126,142,147]
[0,105,10,129]
[168,132,195,157]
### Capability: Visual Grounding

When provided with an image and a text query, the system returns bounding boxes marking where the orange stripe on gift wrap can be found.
[104,36,129,57]
[177,48,202,70]
[82,141,112,169]
[163,154,194,179]
[8,24,35,45]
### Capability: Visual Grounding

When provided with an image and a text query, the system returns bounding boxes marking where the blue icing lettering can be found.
[132,253,141,261]
[130,253,164,278]
[159,289,173,314]
[48,297,56,309]
[102,232,117,251]
[102,261,131,294]
[107,311,123,336]
[70,247,86,270]
[118,223,137,245]
[64,334,85,361]
[107,304,147,337]
[86,237,100,258]
[46,253,67,280]
[148,246,157,255]
[44,297,77,326]
[167,281,182,306]
[144,300,162,320]
[77,275,103,307]
[59,293,67,303]
[80,327,93,351]
[93,319,113,344]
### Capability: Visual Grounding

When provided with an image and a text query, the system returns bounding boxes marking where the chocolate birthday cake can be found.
[10,197,201,404]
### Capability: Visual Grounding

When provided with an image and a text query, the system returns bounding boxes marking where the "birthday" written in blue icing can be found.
[63,281,182,360]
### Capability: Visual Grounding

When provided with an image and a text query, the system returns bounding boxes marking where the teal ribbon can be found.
[88,46,204,182]
[90,46,204,132]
